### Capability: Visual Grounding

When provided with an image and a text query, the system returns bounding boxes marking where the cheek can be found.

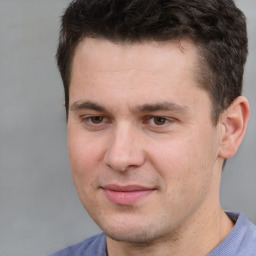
[148,132,215,190]
[148,139,215,220]
[68,139,100,213]
[68,126,103,171]
[149,135,195,172]
[68,128,102,196]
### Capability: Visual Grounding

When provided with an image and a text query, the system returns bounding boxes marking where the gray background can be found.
[0,1,255,256]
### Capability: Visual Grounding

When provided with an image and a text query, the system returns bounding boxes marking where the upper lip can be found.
[102,184,154,192]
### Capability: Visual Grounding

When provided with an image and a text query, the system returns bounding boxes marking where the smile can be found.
[102,184,155,205]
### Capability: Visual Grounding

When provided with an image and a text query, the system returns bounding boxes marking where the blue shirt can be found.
[47,212,256,256]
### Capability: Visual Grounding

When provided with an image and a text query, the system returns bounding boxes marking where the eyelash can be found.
[80,115,174,129]
[81,116,108,126]
[145,116,170,126]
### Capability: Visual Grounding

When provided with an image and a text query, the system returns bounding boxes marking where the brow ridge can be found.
[70,100,187,114]
[136,102,188,114]
[70,101,106,112]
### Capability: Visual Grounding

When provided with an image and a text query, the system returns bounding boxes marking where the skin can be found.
[67,38,249,256]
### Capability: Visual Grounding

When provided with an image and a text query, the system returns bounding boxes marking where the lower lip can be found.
[103,189,153,205]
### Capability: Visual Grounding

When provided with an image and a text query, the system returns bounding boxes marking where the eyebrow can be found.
[136,102,188,114]
[70,100,188,115]
[70,101,107,112]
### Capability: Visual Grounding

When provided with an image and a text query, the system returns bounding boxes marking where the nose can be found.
[104,124,145,172]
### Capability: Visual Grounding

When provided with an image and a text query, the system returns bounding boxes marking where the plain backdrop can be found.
[0,1,255,256]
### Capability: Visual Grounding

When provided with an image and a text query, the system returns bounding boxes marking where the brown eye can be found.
[90,116,104,124]
[153,117,167,125]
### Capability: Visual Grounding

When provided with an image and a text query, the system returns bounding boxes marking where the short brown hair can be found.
[56,0,248,124]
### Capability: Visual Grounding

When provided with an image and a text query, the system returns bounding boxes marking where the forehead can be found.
[71,38,199,75]
[69,38,209,114]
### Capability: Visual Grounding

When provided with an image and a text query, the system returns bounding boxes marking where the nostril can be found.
[104,148,145,172]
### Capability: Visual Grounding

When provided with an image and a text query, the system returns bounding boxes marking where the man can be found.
[48,0,256,255]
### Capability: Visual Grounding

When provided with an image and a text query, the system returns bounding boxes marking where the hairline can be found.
[66,36,220,125]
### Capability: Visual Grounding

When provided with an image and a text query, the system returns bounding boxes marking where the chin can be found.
[105,228,156,243]
[98,216,171,244]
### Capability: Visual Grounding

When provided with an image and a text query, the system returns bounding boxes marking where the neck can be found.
[106,207,234,256]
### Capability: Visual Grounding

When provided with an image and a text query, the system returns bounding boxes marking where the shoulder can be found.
[209,212,256,256]
[236,212,256,254]
[46,233,106,256]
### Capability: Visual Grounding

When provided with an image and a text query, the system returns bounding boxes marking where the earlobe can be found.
[218,96,250,159]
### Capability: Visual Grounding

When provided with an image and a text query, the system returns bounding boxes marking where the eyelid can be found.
[80,114,110,127]
[79,114,176,130]
[144,116,175,126]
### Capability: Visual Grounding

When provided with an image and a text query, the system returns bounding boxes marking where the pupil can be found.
[92,116,103,123]
[154,117,165,125]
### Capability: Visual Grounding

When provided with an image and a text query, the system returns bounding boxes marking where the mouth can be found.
[101,184,155,205]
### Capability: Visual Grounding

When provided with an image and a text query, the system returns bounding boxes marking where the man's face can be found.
[68,38,224,243]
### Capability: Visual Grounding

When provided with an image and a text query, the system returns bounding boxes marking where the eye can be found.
[151,117,167,125]
[80,115,111,130]
[81,115,108,127]
[89,116,105,124]
[146,116,171,126]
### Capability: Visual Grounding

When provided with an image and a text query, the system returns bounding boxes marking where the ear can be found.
[218,96,250,159]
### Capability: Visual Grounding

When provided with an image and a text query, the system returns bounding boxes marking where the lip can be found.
[102,184,155,205]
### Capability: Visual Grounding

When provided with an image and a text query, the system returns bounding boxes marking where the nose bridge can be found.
[104,122,144,171]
